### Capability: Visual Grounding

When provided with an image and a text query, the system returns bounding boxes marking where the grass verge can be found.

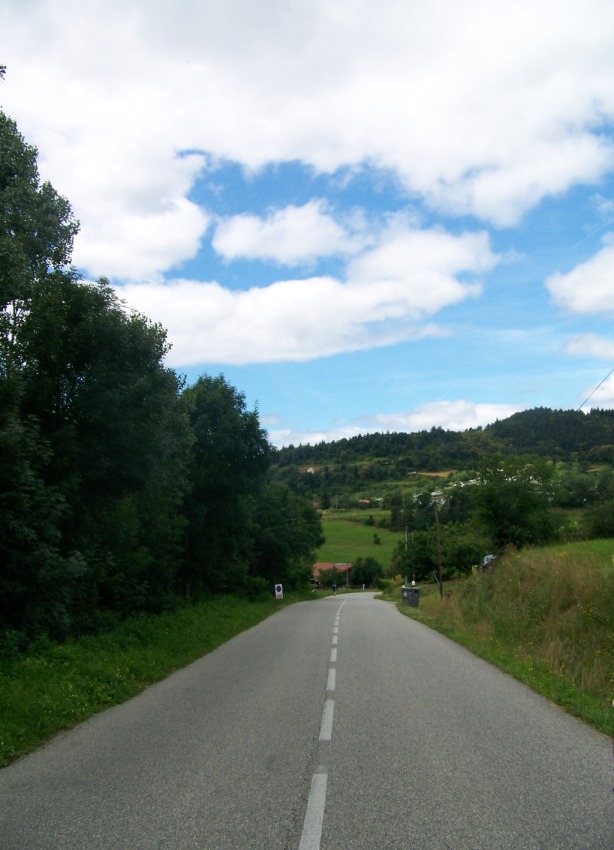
[383,545,614,736]
[0,593,311,767]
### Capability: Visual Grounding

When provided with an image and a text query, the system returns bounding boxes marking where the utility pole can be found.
[404,524,408,584]
[434,501,443,598]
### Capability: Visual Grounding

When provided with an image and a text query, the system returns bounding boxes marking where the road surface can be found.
[0,594,611,849]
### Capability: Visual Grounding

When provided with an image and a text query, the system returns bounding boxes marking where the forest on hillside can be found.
[270,410,614,583]
[269,407,614,508]
[0,102,323,651]
[272,407,614,471]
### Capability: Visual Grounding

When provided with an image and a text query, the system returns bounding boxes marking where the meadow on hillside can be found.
[317,512,403,570]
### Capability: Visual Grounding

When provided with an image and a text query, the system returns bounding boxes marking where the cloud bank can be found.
[3,0,614,434]
[120,221,496,364]
[3,0,614,284]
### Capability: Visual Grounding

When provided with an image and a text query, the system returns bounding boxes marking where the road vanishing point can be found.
[0,594,611,849]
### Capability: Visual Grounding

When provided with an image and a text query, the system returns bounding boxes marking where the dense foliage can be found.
[0,109,322,650]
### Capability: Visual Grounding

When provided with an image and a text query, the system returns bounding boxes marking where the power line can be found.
[576,365,614,411]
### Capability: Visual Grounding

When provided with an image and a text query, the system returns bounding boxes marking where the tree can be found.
[317,567,346,588]
[11,273,192,626]
[439,522,492,576]
[0,108,83,644]
[584,500,614,538]
[0,375,75,644]
[351,556,383,586]
[391,531,436,582]
[181,375,270,595]
[250,482,324,590]
[0,111,78,371]
[552,462,598,508]
[473,455,555,550]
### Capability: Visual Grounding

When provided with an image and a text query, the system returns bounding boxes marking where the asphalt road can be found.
[0,594,611,849]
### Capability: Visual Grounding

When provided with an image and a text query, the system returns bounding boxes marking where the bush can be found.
[351,556,384,587]
[584,499,614,538]
[318,568,346,588]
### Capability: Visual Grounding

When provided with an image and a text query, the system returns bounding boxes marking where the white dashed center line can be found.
[319,698,335,741]
[298,772,328,850]
[298,600,346,848]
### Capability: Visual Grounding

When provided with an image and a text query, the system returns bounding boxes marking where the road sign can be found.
[275,583,283,599]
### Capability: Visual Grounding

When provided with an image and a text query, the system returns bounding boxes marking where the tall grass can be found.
[393,546,614,734]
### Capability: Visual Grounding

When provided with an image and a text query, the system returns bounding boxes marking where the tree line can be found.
[0,107,323,651]
[272,407,614,472]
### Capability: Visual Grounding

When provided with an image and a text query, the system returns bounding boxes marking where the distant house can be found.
[313,562,352,581]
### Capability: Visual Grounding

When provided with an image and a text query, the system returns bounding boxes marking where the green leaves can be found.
[250,483,324,588]
[0,112,78,311]
[474,454,556,549]
[181,375,271,594]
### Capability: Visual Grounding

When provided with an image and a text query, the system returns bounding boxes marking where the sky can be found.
[2,0,614,448]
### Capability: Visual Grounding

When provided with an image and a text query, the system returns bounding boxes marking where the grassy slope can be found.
[317,512,403,568]
[384,540,614,735]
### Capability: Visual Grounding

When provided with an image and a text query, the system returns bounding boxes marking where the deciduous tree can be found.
[250,482,323,589]
[181,375,270,595]
[473,454,555,549]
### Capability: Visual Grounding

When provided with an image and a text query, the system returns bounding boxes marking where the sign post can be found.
[275,583,283,599]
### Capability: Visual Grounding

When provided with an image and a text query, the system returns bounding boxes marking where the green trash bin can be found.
[402,585,420,606]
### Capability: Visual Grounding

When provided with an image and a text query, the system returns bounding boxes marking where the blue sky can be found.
[2,0,614,446]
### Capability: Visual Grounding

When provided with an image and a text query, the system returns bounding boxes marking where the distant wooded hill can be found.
[272,408,614,471]
[270,408,614,574]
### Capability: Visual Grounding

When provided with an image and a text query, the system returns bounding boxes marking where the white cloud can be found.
[267,425,368,450]
[118,222,496,365]
[266,400,524,447]
[212,200,368,265]
[564,333,614,359]
[367,401,523,434]
[435,135,611,227]
[119,276,447,366]
[347,220,495,317]
[591,194,614,218]
[2,0,614,280]
[75,197,210,282]
[546,237,614,314]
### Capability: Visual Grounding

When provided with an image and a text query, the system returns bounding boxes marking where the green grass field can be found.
[317,512,403,569]
[539,538,614,567]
